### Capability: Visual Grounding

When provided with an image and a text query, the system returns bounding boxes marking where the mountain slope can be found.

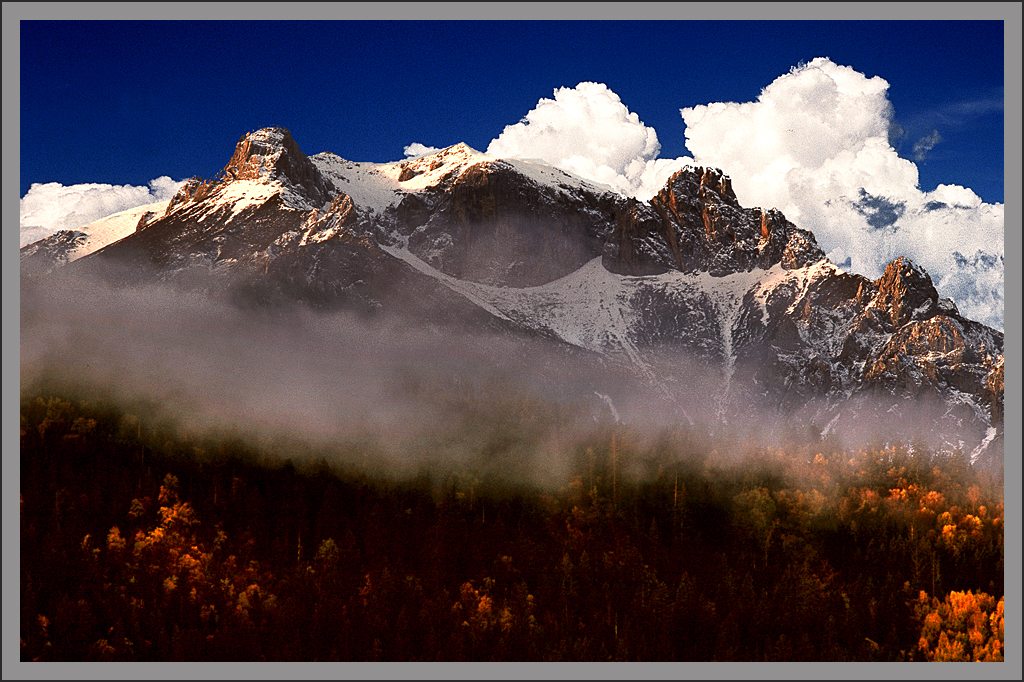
[20,199,170,276]
[22,127,1004,464]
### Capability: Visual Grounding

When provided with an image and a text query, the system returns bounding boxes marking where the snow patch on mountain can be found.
[648,266,774,414]
[969,427,997,465]
[500,157,616,198]
[310,154,403,215]
[20,177,182,247]
[820,411,842,439]
[477,257,647,369]
[75,200,169,258]
[20,199,170,264]
[312,143,613,220]
[595,392,621,423]
[388,143,490,189]
[378,244,838,390]
[216,180,286,218]
[379,243,514,322]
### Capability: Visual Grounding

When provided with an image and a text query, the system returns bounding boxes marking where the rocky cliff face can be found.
[645,167,823,276]
[221,127,334,206]
[389,155,618,286]
[22,127,1004,464]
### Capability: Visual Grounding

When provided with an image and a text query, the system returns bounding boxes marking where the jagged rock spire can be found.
[220,127,334,206]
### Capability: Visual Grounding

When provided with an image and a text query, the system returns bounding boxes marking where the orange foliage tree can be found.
[915,589,1003,661]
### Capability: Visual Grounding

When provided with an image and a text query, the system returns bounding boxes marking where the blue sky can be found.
[20,20,1004,201]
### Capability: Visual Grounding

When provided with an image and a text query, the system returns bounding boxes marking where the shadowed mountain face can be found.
[22,127,1004,466]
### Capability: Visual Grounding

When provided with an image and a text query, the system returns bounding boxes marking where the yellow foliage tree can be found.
[915,589,1003,661]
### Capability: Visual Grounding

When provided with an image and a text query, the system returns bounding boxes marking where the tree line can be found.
[20,394,1003,661]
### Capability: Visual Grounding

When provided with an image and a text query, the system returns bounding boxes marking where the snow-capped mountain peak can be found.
[21,127,1004,465]
[220,127,334,207]
[383,142,489,187]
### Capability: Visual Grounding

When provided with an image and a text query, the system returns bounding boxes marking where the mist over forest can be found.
[19,263,1005,664]
[22,269,986,486]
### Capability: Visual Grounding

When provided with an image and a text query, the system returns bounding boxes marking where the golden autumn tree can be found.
[915,589,1003,661]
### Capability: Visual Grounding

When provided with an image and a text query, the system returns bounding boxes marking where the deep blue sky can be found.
[20,20,1004,201]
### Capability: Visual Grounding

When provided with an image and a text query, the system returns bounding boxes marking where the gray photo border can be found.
[3,2,1021,680]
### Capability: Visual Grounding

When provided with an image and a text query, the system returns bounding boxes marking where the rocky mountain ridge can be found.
[22,127,1005,465]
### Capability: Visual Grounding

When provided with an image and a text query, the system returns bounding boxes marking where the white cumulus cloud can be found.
[485,81,693,199]
[403,142,440,158]
[680,58,1003,329]
[20,176,184,247]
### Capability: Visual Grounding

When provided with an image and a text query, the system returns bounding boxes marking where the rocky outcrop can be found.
[394,143,479,182]
[222,127,333,206]
[165,177,217,214]
[20,230,88,277]
[159,128,334,219]
[985,356,1004,424]
[644,167,825,276]
[385,160,828,287]
[134,208,164,232]
[865,315,976,390]
[867,256,939,327]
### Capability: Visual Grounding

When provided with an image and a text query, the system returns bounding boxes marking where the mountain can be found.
[21,127,1004,466]
[20,199,169,277]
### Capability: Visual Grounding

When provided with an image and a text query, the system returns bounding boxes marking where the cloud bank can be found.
[20,176,183,247]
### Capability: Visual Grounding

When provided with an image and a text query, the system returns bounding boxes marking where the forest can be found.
[20,393,1004,662]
